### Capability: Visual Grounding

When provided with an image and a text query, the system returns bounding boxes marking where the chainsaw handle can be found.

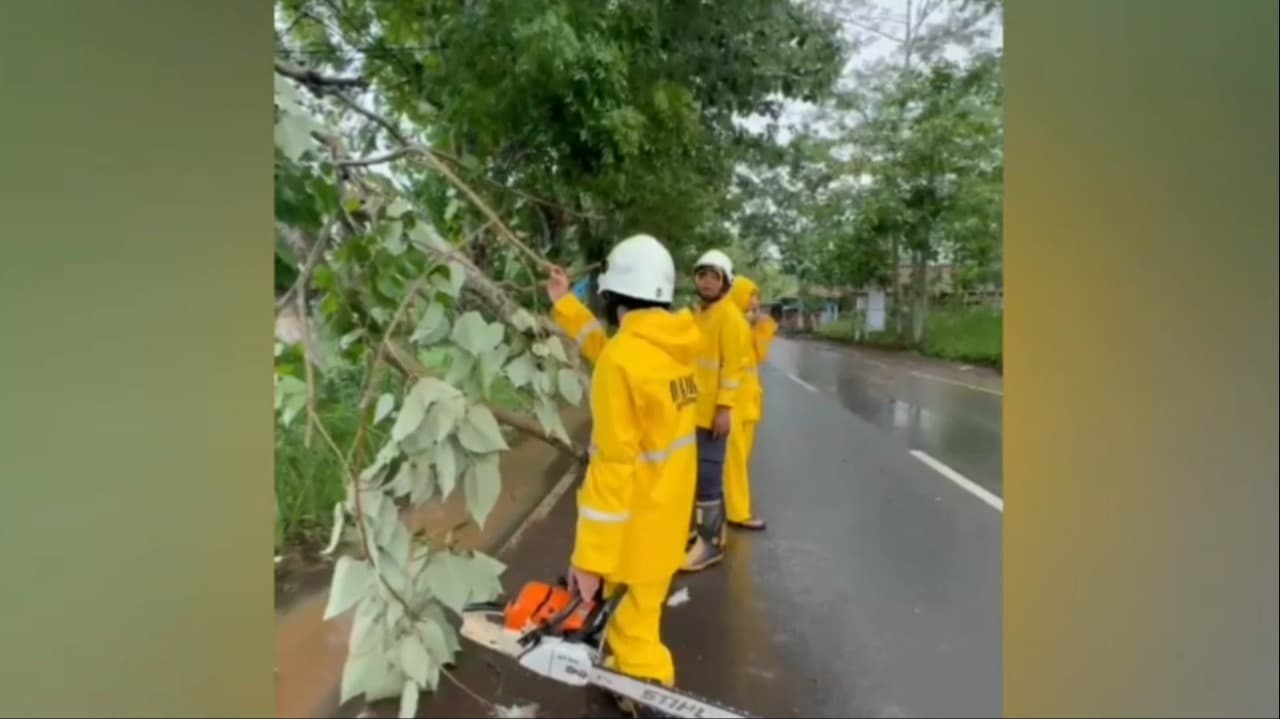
[564,584,626,644]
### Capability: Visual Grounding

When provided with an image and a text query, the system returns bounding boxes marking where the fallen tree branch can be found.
[384,341,587,462]
[274,60,368,90]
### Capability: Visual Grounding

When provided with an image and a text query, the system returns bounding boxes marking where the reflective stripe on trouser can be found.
[695,428,728,501]
[725,419,757,523]
[603,578,677,686]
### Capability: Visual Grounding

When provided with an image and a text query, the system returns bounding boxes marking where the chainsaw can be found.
[459,578,754,719]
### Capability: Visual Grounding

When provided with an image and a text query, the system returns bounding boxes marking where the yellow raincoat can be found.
[693,293,753,429]
[550,294,701,686]
[724,277,775,525]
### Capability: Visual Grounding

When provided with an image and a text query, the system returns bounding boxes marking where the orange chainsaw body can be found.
[503,580,597,634]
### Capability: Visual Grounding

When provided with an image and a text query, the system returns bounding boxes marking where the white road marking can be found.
[909,450,1003,512]
[785,372,820,392]
[909,370,1003,397]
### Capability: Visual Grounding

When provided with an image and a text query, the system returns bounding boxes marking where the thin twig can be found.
[337,147,412,168]
[296,281,318,449]
[441,669,498,711]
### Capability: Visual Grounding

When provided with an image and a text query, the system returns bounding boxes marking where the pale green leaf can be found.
[457,404,510,454]
[398,632,435,687]
[444,347,476,385]
[425,603,461,655]
[324,556,373,620]
[398,422,435,456]
[422,395,464,443]
[447,261,467,297]
[349,596,383,658]
[410,302,447,345]
[360,441,399,482]
[479,320,505,353]
[339,651,380,705]
[544,336,569,363]
[320,502,346,556]
[423,551,470,615]
[531,340,551,358]
[510,308,537,333]
[274,75,304,112]
[374,393,396,424]
[339,329,364,350]
[407,221,449,252]
[478,344,510,395]
[387,198,413,218]
[504,351,537,389]
[408,457,437,505]
[391,391,427,444]
[450,311,488,356]
[464,453,503,528]
[363,660,408,703]
[471,550,508,578]
[534,368,555,397]
[434,439,459,497]
[275,113,318,162]
[534,398,572,446]
[399,680,420,719]
[382,219,406,255]
[417,615,455,666]
[557,368,583,406]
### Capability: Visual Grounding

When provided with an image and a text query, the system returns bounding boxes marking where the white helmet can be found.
[597,234,676,304]
[694,249,734,284]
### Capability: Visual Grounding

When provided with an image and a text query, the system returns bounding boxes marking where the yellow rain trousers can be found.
[551,294,701,686]
[723,278,776,525]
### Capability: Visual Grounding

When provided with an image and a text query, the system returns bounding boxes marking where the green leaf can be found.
[417,615,455,666]
[457,404,509,453]
[275,113,319,162]
[399,680,420,719]
[387,198,413,218]
[557,368,583,406]
[464,453,503,527]
[339,651,380,705]
[504,352,537,389]
[510,308,537,333]
[450,311,489,356]
[398,633,435,687]
[434,439,459,497]
[422,551,469,615]
[382,219,406,255]
[544,336,569,363]
[447,261,467,296]
[374,393,396,424]
[444,347,477,385]
[534,398,571,446]
[464,551,507,604]
[324,556,373,620]
[423,395,465,443]
[349,596,383,658]
[320,502,346,556]
[408,221,449,252]
[534,368,555,397]
[478,344,511,396]
[425,603,461,655]
[391,390,428,444]
[408,456,438,505]
[410,302,447,346]
[531,340,551,358]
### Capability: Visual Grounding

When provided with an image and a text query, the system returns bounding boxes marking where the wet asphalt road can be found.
[412,338,1003,719]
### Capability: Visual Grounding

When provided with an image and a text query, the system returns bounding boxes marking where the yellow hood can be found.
[619,307,702,366]
[729,276,759,313]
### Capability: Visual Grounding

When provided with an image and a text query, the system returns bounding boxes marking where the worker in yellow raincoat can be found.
[544,234,701,718]
[723,276,778,531]
[682,249,754,573]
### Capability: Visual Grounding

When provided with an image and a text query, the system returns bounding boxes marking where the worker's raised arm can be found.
[716,308,753,410]
[545,266,608,364]
[551,294,608,364]
[570,357,640,577]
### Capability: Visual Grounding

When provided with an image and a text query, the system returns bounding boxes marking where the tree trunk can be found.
[909,251,929,345]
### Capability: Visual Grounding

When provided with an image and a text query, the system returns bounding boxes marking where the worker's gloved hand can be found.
[567,565,601,602]
[546,266,570,304]
[712,406,733,440]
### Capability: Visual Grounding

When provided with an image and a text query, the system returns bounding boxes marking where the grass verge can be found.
[813,305,1003,366]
